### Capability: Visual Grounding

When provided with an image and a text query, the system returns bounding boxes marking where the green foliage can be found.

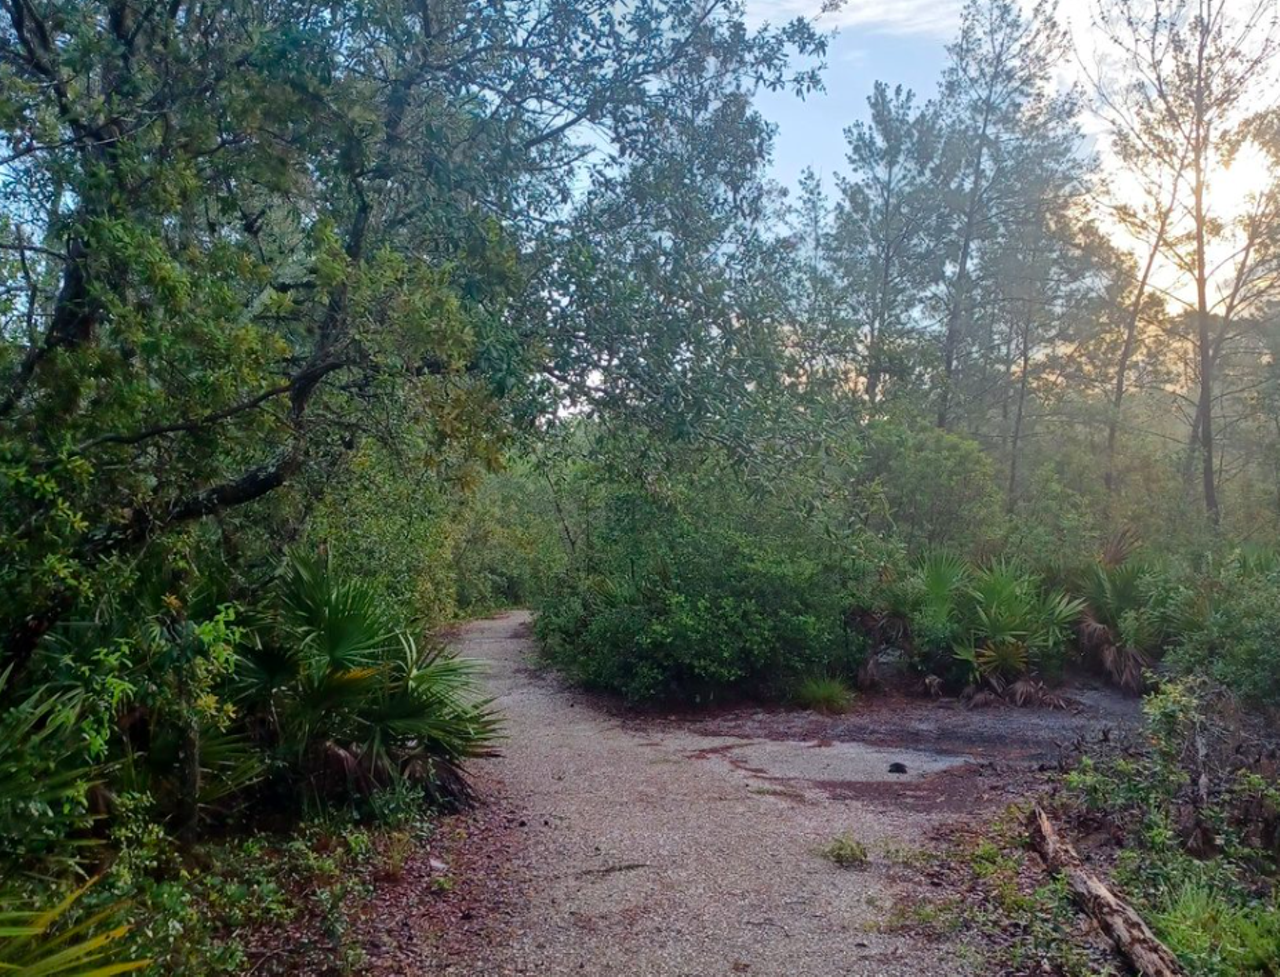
[1169,560,1280,708]
[903,551,971,668]
[237,552,499,805]
[0,881,146,976]
[818,834,869,867]
[307,451,567,629]
[0,672,93,872]
[963,562,1082,684]
[110,818,386,975]
[306,444,466,631]
[895,555,1082,688]
[1003,467,1100,574]
[791,676,854,714]
[539,531,845,703]
[535,443,856,702]
[862,422,1005,552]
[1,0,1279,971]
[449,467,567,613]
[366,781,433,833]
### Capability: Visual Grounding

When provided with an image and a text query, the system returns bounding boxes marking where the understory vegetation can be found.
[533,424,1280,715]
[3,0,1279,972]
[1067,683,1280,976]
[906,682,1279,977]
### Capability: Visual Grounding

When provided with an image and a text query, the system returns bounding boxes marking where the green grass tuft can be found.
[818,833,869,867]
[792,675,854,714]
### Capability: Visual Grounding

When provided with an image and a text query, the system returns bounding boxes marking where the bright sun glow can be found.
[1212,142,1274,224]
[1100,137,1278,313]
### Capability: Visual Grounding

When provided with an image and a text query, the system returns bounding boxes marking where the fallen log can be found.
[1025,805,1185,977]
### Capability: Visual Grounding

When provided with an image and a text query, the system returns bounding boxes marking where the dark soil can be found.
[356,772,529,975]
[635,684,1141,765]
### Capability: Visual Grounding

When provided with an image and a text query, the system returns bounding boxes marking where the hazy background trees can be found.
[4,0,1280,969]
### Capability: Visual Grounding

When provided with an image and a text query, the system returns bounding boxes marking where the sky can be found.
[745,0,966,196]
[745,0,1101,196]
[743,0,1278,307]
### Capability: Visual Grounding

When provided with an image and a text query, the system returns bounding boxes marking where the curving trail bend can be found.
[431,610,976,977]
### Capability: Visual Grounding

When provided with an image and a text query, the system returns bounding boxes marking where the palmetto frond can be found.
[948,561,1081,693]
[1100,526,1141,569]
[0,671,96,873]
[1031,590,1085,653]
[975,639,1029,689]
[380,636,499,760]
[0,880,147,976]
[279,551,397,676]
[1076,560,1165,692]
[236,551,499,805]
[918,550,970,612]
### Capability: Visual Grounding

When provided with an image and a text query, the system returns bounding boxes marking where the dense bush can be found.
[533,421,1280,710]
[310,449,563,629]
[0,547,497,973]
[538,517,851,703]
[535,447,858,702]
[1170,559,1280,710]
[862,422,1005,552]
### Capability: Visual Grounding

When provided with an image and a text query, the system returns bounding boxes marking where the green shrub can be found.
[537,524,849,702]
[791,675,854,714]
[1169,559,1280,709]
[862,422,1004,552]
[534,438,860,702]
[1073,558,1191,692]
[366,781,433,831]
[236,552,499,806]
[1003,466,1099,574]
[450,466,566,612]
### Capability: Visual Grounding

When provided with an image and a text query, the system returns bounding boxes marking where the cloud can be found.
[745,0,964,37]
[747,0,1098,40]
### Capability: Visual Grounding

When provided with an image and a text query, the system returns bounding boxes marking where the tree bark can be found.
[1190,28,1220,526]
[937,100,992,431]
[1106,217,1167,495]
[1026,805,1186,977]
[1007,321,1031,510]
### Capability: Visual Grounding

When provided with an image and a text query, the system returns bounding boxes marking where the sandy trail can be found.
[434,610,978,977]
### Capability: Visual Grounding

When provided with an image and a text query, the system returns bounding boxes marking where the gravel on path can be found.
[426,610,981,977]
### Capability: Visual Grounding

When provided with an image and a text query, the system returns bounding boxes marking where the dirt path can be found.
[430,611,990,976]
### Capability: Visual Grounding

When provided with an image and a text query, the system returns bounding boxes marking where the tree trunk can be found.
[177,713,201,847]
[1191,52,1219,526]
[938,106,991,431]
[868,195,895,409]
[1007,323,1031,510]
[1026,806,1186,977]
[938,219,975,431]
[1106,224,1166,494]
